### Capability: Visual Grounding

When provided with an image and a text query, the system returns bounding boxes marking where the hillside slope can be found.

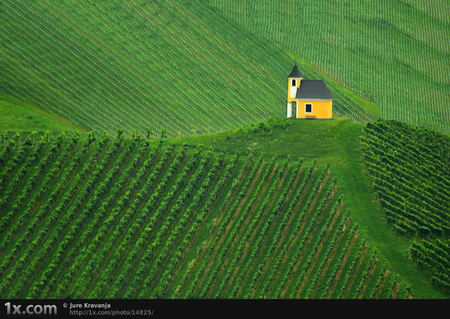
[209,0,450,135]
[1,0,448,300]
[0,129,406,299]
[169,117,449,298]
[1,0,373,137]
[0,119,447,299]
[0,92,86,133]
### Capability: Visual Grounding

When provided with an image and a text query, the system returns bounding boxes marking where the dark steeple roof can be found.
[288,65,302,78]
[296,80,334,100]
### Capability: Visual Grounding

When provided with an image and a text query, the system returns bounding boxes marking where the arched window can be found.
[292,79,296,86]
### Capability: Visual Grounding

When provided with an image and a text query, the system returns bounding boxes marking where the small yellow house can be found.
[286,65,334,119]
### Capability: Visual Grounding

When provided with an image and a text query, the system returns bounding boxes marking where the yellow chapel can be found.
[286,65,334,119]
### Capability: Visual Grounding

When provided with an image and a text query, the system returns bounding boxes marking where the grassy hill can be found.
[0,122,404,299]
[0,119,447,299]
[0,0,448,300]
[171,117,450,298]
[0,0,374,137]
[209,0,450,135]
[0,92,87,133]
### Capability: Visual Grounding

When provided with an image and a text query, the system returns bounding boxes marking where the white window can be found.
[292,79,296,86]
[290,86,296,98]
[305,103,312,113]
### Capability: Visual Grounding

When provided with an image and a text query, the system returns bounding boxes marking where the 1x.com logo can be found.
[5,302,57,315]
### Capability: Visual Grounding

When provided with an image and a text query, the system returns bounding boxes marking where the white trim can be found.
[290,86,296,98]
[287,102,291,118]
[305,103,313,114]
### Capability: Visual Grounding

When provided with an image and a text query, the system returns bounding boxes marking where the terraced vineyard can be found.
[0,0,375,138]
[209,0,450,135]
[410,239,450,294]
[360,119,450,239]
[0,132,409,299]
[360,119,450,296]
